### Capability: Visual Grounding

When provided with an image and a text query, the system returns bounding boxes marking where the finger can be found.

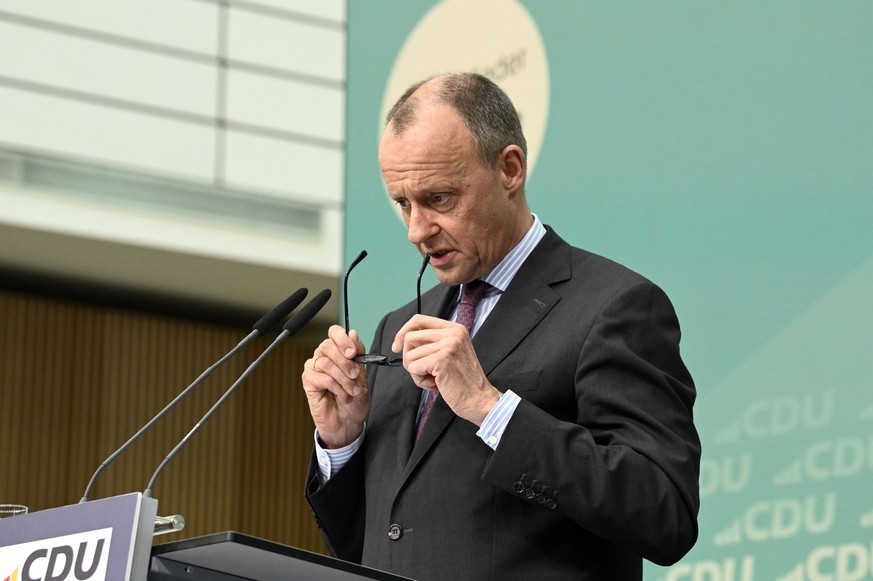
[391,314,453,352]
[402,326,480,390]
[316,332,362,381]
[400,323,468,360]
[317,356,366,397]
[328,324,363,360]
[400,325,447,356]
[303,363,360,405]
[303,340,365,398]
[348,328,367,354]
[410,372,438,391]
[403,345,446,390]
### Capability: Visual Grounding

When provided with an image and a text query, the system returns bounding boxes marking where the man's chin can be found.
[429,256,476,286]
[433,270,473,287]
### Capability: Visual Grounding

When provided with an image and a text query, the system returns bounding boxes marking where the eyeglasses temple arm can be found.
[344,250,368,333]
[416,254,431,315]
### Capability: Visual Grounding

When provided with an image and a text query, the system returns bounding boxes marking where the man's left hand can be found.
[392,314,500,426]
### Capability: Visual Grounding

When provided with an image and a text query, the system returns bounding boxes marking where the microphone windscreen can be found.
[283,289,332,335]
[348,249,368,271]
[253,288,308,335]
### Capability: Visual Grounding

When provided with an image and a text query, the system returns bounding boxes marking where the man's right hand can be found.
[302,325,371,448]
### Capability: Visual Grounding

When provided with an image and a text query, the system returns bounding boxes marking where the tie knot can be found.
[460,280,488,306]
[456,280,489,334]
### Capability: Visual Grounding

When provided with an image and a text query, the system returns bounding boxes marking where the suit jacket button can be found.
[388,523,403,540]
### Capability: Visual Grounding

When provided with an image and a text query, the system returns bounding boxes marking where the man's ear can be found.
[498,145,526,195]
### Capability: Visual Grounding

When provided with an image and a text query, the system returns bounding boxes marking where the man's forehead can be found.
[382,104,470,156]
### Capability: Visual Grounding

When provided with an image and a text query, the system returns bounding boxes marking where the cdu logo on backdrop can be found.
[0,529,111,581]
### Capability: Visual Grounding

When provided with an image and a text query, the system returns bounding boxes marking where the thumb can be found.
[350,329,367,355]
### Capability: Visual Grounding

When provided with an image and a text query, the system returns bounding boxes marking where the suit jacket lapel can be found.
[474,229,571,375]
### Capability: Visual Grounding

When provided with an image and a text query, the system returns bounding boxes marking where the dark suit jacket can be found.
[307,228,700,580]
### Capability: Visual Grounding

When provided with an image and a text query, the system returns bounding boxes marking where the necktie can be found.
[415,280,489,441]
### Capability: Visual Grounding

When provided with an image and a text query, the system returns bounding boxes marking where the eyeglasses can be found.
[344,250,431,366]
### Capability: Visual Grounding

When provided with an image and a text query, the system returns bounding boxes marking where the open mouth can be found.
[427,249,453,265]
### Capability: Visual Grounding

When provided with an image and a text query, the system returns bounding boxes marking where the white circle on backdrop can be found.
[380,0,550,216]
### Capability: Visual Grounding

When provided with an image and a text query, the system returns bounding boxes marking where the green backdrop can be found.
[345,2,873,578]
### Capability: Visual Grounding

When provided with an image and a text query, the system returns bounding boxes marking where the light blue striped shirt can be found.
[315,215,547,480]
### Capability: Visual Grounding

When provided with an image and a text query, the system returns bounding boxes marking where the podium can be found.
[1,498,411,581]
[149,532,414,580]
[0,493,157,581]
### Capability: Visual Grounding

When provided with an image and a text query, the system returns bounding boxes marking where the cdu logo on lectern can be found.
[0,528,111,581]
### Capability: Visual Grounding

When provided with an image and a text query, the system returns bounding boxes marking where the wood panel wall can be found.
[0,288,328,553]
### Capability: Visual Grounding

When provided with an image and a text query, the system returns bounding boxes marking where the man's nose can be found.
[406,207,438,245]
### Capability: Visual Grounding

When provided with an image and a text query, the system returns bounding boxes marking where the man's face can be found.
[379,103,525,286]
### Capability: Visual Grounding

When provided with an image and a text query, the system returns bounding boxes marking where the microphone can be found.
[252,289,311,334]
[79,288,309,503]
[143,288,332,498]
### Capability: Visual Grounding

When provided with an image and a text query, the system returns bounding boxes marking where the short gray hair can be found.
[385,73,528,168]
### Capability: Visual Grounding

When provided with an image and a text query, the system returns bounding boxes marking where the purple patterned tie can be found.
[415,280,489,441]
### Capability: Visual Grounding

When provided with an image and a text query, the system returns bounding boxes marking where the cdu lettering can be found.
[700,454,753,496]
[22,539,106,581]
[805,435,873,481]
[666,556,755,581]
[806,542,873,581]
[745,493,836,542]
[741,391,833,439]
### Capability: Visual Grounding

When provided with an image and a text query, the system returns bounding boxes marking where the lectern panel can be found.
[150,532,414,581]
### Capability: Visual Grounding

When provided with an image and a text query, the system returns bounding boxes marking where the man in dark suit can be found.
[302,72,700,580]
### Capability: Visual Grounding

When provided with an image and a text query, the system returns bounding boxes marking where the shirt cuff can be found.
[476,390,521,450]
[314,425,365,482]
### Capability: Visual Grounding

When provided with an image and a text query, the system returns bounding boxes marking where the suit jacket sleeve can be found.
[305,443,367,562]
[303,316,395,563]
[481,278,700,565]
